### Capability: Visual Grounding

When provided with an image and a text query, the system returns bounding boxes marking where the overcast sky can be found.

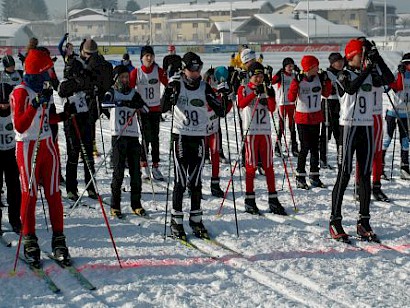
[44,0,410,18]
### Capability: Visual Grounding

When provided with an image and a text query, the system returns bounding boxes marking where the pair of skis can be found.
[0,237,95,293]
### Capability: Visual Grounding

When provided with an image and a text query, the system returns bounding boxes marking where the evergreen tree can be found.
[71,0,118,10]
[126,0,140,12]
[2,0,48,20]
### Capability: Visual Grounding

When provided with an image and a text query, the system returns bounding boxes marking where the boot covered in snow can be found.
[189,210,209,239]
[268,193,287,216]
[372,181,390,202]
[357,216,380,242]
[170,212,186,240]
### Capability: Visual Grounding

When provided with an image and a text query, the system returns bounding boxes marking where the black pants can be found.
[110,136,142,210]
[140,112,161,164]
[296,124,320,177]
[64,113,96,194]
[172,134,205,212]
[0,148,21,227]
[320,99,340,163]
[331,126,374,219]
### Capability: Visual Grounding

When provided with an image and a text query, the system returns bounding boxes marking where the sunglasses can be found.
[187,64,203,72]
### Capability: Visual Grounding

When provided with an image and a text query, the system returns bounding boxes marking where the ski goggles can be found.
[186,63,203,72]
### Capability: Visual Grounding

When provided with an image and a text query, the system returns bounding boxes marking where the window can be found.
[142,25,144,30]
[193,23,198,28]
[177,23,181,29]
[87,25,92,29]
[155,23,161,30]
[193,34,198,40]
[350,13,356,20]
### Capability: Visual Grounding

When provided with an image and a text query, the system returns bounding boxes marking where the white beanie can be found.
[240,48,256,64]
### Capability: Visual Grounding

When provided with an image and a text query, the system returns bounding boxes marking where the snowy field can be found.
[0,52,409,307]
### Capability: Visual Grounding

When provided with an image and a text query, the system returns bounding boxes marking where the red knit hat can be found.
[168,44,176,52]
[345,39,364,61]
[301,55,319,72]
[25,49,53,74]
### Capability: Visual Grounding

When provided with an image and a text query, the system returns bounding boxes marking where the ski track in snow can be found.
[0,52,409,307]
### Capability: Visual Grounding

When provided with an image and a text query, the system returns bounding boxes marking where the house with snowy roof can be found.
[68,8,133,42]
[127,1,274,44]
[234,12,365,44]
[0,21,34,46]
[293,0,396,36]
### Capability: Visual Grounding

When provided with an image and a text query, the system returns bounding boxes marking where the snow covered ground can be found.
[0,52,409,307]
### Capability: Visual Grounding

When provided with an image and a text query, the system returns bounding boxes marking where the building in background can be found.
[0,21,35,47]
[128,1,274,44]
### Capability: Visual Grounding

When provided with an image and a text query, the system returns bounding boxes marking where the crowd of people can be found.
[0,35,409,266]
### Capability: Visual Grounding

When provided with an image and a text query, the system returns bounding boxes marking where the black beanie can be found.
[282,57,295,68]
[2,55,15,68]
[328,52,343,65]
[182,52,203,70]
[113,65,129,80]
[248,61,265,77]
[402,53,410,63]
[140,45,154,59]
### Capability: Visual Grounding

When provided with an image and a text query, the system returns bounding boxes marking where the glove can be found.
[103,89,114,103]
[259,98,268,106]
[367,46,380,65]
[168,74,181,90]
[63,102,77,115]
[259,54,264,60]
[18,52,25,64]
[398,63,406,74]
[216,82,230,94]
[41,87,53,100]
[52,57,58,63]
[266,86,275,98]
[124,92,145,109]
[254,84,266,95]
[318,70,329,84]
[64,32,69,39]
[231,53,235,59]
[31,95,49,109]
[295,72,305,83]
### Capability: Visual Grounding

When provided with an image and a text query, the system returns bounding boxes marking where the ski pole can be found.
[324,97,329,166]
[271,111,298,212]
[230,97,243,195]
[217,94,261,216]
[70,114,122,268]
[95,93,108,174]
[164,104,175,238]
[137,112,156,203]
[13,104,46,272]
[222,94,239,236]
[66,109,138,215]
[390,125,397,180]
[39,186,49,232]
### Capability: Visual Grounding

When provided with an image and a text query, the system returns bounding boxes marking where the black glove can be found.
[216,82,230,94]
[126,92,145,109]
[63,102,77,115]
[367,47,380,65]
[231,53,235,59]
[398,63,406,74]
[103,89,114,103]
[295,72,305,83]
[259,54,264,60]
[31,95,49,109]
[266,86,275,98]
[168,74,181,92]
[254,84,265,95]
[318,70,329,84]
[41,87,53,100]
[64,32,69,39]
[18,52,25,64]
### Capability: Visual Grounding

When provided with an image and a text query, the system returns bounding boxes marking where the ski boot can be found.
[152,165,164,181]
[52,233,71,265]
[400,164,410,180]
[296,176,309,190]
[170,212,186,240]
[189,210,209,239]
[110,208,125,219]
[320,160,333,170]
[329,218,350,243]
[357,216,380,242]
[66,191,79,202]
[372,182,389,202]
[219,152,229,164]
[210,177,224,198]
[244,192,260,215]
[132,206,147,217]
[87,189,98,200]
[23,234,41,268]
[268,193,287,216]
[141,162,150,181]
[309,176,326,188]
